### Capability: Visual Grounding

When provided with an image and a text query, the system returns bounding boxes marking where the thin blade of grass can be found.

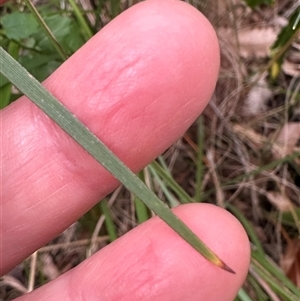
[236,288,253,301]
[134,171,150,224]
[250,261,298,301]
[148,164,180,207]
[100,200,118,242]
[228,204,264,256]
[67,0,93,40]
[151,159,194,204]
[109,0,121,18]
[24,0,68,61]
[0,41,19,109]
[134,196,150,224]
[0,47,235,273]
[251,250,300,297]
[247,274,269,301]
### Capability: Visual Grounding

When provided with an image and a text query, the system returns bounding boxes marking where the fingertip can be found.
[125,203,251,300]
[18,204,249,301]
[140,203,250,300]
[174,204,251,283]
[45,0,220,165]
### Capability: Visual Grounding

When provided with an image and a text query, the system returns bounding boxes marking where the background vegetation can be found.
[1,0,299,300]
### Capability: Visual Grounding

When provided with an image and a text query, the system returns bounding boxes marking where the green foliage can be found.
[293,10,300,30]
[110,0,121,18]
[0,1,86,107]
[32,14,85,55]
[272,7,300,51]
[270,7,300,79]
[279,207,300,229]
[79,202,103,233]
[242,0,274,8]
[0,9,83,53]
[0,41,20,108]
[19,53,62,85]
[66,0,93,40]
[242,0,300,79]
[100,200,118,242]
[0,12,39,40]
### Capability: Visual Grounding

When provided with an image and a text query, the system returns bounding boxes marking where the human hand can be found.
[1,0,250,300]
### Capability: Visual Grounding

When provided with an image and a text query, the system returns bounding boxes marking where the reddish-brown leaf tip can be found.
[221,261,236,274]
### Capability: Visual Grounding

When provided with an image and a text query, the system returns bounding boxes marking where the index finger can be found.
[1,0,220,275]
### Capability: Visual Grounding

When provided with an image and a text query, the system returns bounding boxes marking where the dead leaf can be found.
[219,27,280,58]
[273,122,300,159]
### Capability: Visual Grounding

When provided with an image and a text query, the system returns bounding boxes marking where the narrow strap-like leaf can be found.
[0,47,235,273]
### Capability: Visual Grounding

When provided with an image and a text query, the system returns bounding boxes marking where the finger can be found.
[2,0,220,274]
[15,204,250,301]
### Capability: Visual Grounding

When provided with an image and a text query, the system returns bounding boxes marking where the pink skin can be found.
[1,0,250,300]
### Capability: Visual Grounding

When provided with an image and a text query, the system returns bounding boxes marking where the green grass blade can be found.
[247,274,269,301]
[0,41,19,109]
[269,7,300,79]
[134,171,150,223]
[134,196,150,224]
[151,160,193,204]
[251,261,299,301]
[24,0,68,61]
[236,288,253,301]
[148,164,180,207]
[251,250,300,297]
[228,204,264,256]
[0,47,235,273]
[0,82,12,109]
[292,10,300,30]
[100,200,118,242]
[109,0,121,18]
[67,0,93,40]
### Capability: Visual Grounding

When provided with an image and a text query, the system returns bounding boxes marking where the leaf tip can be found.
[220,261,236,274]
[209,253,236,274]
